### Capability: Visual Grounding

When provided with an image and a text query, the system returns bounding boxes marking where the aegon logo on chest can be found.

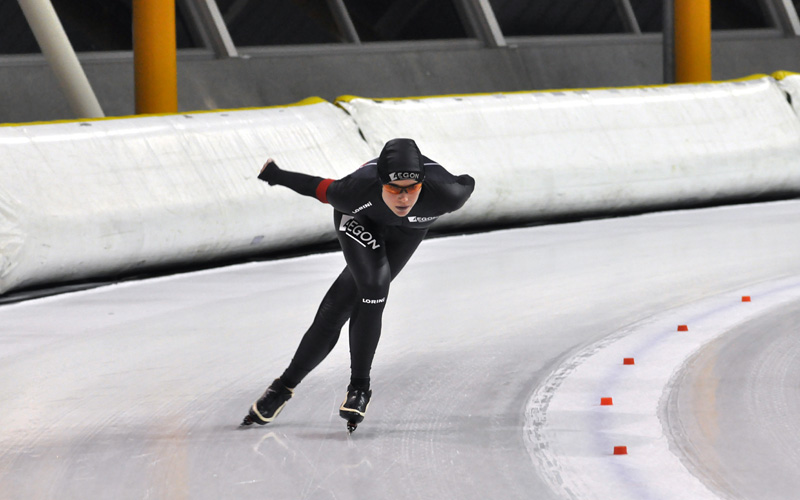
[339,215,381,250]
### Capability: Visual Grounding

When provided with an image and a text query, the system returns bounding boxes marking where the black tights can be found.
[281,211,427,389]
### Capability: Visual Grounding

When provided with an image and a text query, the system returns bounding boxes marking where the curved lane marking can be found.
[524,275,800,500]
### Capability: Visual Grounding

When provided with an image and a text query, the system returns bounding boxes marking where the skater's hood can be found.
[377,138,425,184]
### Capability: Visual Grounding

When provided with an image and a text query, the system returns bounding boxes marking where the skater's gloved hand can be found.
[258,158,281,185]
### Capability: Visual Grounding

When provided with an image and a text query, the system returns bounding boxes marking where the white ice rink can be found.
[2,199,800,500]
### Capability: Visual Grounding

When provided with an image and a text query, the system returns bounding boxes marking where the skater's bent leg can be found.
[280,269,358,387]
[346,228,427,386]
[346,258,392,387]
[333,215,427,391]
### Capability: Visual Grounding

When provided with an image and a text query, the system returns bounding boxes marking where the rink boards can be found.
[1,74,800,295]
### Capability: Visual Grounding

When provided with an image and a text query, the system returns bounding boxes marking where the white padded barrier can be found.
[338,76,800,229]
[3,77,800,296]
[0,98,373,295]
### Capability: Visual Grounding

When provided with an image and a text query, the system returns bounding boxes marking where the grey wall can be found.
[2,33,799,124]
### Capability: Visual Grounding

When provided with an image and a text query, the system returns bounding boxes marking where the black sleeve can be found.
[323,174,370,214]
[449,174,475,211]
[434,173,475,213]
[258,160,327,199]
[419,160,475,213]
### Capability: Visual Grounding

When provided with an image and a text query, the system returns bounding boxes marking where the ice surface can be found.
[2,200,800,499]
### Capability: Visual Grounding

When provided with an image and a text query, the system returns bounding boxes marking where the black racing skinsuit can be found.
[259,157,475,389]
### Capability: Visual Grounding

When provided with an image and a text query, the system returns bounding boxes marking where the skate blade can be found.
[346,421,358,433]
[240,415,256,426]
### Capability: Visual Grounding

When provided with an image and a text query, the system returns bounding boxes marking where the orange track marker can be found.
[677,325,689,332]
[613,446,628,455]
[601,397,613,406]
[742,296,751,302]
[623,358,635,365]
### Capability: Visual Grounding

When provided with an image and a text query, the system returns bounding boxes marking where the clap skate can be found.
[339,385,371,433]
[241,378,294,426]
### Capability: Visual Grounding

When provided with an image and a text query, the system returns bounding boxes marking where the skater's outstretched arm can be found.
[258,159,334,203]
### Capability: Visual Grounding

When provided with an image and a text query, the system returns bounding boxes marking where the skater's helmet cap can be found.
[377,138,425,185]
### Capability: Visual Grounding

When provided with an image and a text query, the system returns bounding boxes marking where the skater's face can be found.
[382,179,422,217]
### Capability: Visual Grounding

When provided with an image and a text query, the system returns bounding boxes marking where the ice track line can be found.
[525,274,800,500]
